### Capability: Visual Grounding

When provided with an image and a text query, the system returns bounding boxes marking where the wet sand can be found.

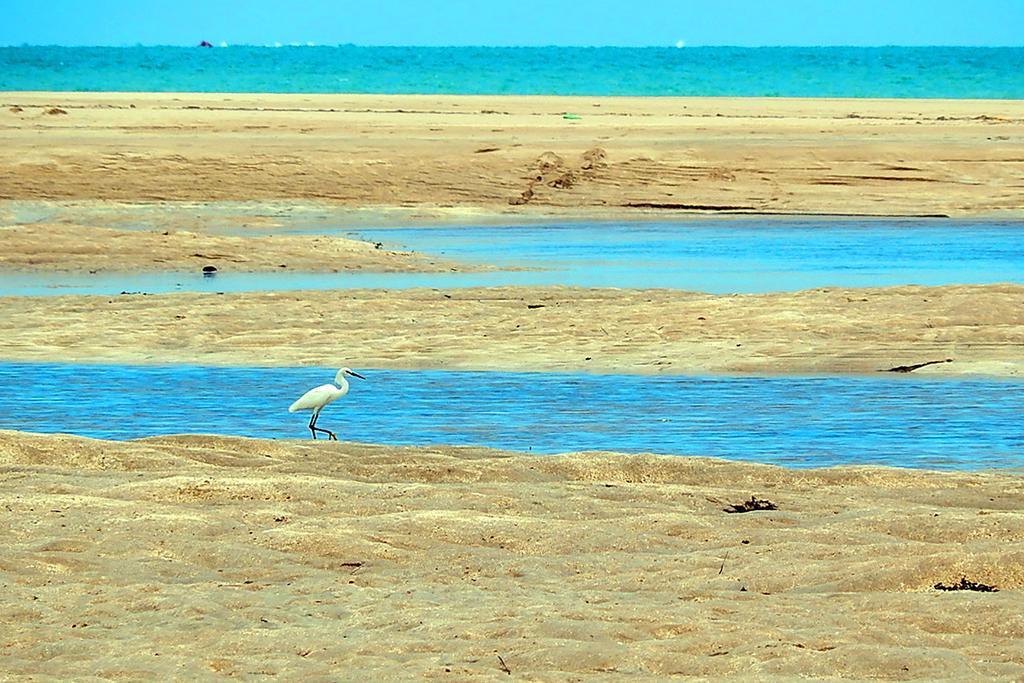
[1,430,1021,679]
[2,93,1024,217]
[1,284,1021,376]
[0,223,483,273]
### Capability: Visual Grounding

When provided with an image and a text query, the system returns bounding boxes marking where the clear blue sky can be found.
[4,0,1023,47]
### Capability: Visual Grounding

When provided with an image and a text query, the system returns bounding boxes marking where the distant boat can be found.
[198,40,213,48]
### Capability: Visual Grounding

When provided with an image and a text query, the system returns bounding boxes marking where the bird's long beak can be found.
[348,371,366,380]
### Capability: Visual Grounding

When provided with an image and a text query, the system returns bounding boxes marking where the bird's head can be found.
[338,367,366,382]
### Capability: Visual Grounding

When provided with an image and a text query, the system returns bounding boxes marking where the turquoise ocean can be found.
[2,45,1023,97]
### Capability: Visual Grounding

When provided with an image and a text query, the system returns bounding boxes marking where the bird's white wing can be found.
[289,384,336,412]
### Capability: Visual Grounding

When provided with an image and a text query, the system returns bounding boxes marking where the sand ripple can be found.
[2,430,1022,679]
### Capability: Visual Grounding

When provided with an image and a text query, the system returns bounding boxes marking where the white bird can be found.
[289,367,365,440]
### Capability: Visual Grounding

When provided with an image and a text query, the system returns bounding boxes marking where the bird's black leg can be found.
[309,411,337,441]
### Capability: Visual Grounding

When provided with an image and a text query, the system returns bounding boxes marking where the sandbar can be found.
[1,284,1020,376]
[3,93,1024,217]
[0,223,481,273]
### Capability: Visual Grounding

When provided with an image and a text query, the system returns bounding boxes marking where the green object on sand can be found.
[562,113,582,120]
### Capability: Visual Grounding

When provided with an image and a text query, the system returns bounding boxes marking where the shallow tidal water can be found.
[4,218,1023,296]
[2,362,1021,471]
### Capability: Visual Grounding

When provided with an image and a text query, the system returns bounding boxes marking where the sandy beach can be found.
[1,284,1021,376]
[1,430,1021,679]
[2,92,1024,217]
[1,89,1022,681]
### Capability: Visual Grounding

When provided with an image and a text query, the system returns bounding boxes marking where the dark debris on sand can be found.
[885,358,952,373]
[723,496,779,513]
[934,577,999,592]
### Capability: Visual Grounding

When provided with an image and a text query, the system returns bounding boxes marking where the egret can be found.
[289,368,365,440]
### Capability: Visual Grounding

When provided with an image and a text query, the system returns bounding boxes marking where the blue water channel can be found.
[362,219,1024,291]
[1,362,1021,471]
[4,219,1024,296]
